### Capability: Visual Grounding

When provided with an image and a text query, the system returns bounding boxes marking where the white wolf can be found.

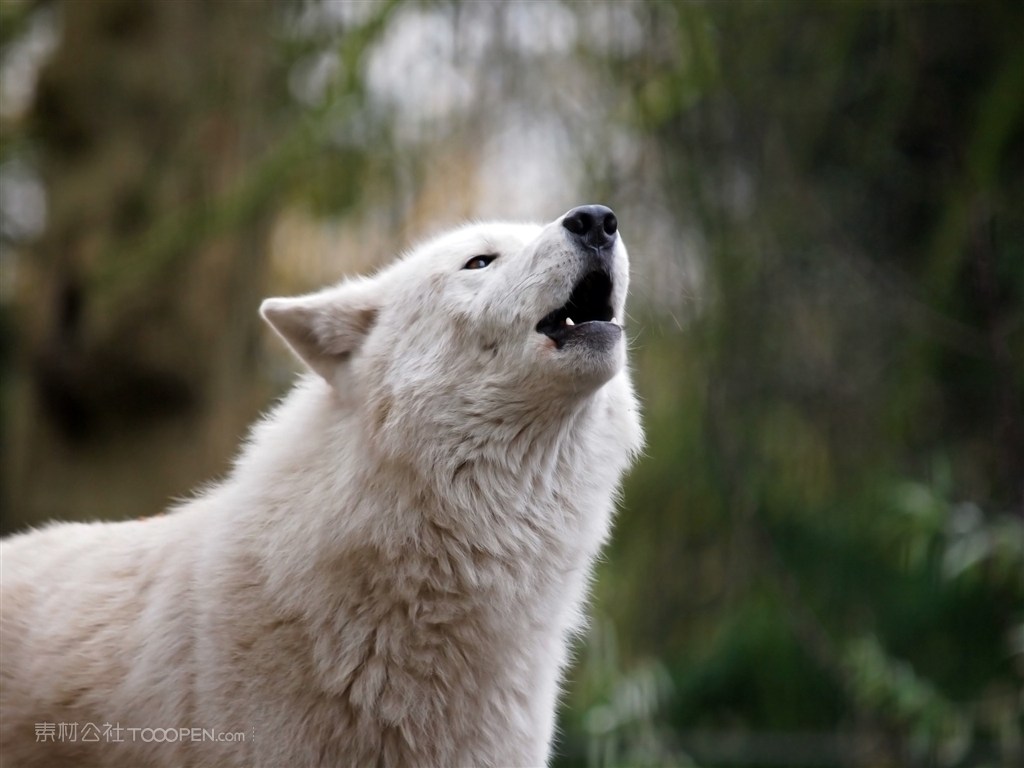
[1,205,642,767]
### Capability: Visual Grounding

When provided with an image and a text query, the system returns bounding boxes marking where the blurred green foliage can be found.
[558,2,1023,766]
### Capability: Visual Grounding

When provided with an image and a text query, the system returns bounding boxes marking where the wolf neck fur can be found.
[218,375,612,713]
[228,375,617,587]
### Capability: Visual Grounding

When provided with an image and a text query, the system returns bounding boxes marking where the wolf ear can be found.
[260,278,381,382]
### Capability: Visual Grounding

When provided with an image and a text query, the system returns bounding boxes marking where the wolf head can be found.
[261,206,633,469]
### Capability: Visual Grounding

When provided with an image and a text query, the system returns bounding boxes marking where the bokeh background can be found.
[1,1,1021,765]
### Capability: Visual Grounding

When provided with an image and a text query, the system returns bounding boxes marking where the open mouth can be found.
[536,269,616,348]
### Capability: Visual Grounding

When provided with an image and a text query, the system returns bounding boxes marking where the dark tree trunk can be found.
[5,0,278,531]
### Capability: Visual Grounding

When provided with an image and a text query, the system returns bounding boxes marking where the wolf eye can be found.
[463,254,497,270]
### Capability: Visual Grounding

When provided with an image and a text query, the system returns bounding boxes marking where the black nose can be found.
[562,204,618,249]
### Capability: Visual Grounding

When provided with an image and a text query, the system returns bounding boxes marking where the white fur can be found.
[1,213,643,767]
